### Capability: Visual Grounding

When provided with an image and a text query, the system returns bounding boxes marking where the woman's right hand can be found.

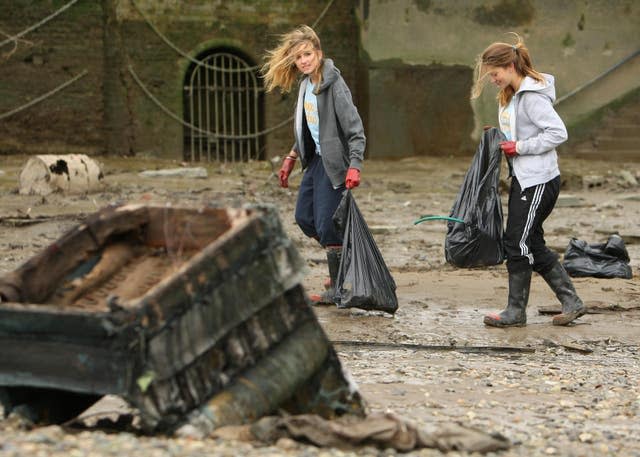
[279,155,297,188]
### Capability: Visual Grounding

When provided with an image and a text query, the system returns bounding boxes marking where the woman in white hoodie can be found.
[472,35,586,327]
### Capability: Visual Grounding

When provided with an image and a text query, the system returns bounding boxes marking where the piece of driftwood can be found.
[332,340,535,354]
[0,204,364,432]
[0,214,86,228]
[541,339,593,354]
[538,301,640,315]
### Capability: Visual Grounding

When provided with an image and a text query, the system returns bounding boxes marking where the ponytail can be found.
[471,33,544,106]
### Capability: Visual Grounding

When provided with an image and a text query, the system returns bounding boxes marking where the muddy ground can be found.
[0,153,639,457]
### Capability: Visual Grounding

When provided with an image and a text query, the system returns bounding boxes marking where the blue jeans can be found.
[295,154,344,247]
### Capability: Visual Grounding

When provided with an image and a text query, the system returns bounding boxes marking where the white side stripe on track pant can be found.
[519,183,545,264]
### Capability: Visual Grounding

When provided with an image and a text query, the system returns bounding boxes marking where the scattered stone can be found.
[618,170,638,187]
[541,339,593,354]
[579,432,594,443]
[593,229,640,244]
[369,225,398,234]
[597,200,623,210]
[174,423,205,439]
[138,167,208,179]
[276,437,299,450]
[555,194,587,207]
[387,181,412,193]
[211,424,254,442]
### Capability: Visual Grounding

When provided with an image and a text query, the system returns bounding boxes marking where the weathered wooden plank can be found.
[282,348,365,419]
[144,245,305,380]
[0,337,133,394]
[144,206,237,250]
[177,319,330,435]
[0,305,126,341]
[131,288,311,429]
[50,242,139,306]
[0,205,151,303]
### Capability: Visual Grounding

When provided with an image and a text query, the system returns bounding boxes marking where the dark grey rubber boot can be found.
[541,262,587,326]
[310,247,342,305]
[484,269,532,327]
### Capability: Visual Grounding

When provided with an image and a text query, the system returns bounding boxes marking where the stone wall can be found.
[367,62,474,157]
[359,0,640,156]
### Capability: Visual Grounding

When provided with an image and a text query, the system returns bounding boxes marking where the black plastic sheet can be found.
[445,128,506,268]
[563,234,633,279]
[332,190,398,314]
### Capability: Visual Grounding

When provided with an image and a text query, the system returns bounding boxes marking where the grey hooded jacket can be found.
[293,59,365,188]
[501,73,568,190]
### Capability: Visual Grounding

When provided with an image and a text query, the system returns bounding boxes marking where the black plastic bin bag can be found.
[445,128,506,268]
[562,234,632,279]
[332,190,398,314]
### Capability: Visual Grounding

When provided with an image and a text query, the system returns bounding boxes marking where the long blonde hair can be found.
[471,33,544,106]
[261,25,323,93]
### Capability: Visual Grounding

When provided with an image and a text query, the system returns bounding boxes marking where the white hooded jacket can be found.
[500,74,568,190]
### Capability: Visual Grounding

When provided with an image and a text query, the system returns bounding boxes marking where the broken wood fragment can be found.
[538,301,640,315]
[0,204,364,432]
[331,340,536,354]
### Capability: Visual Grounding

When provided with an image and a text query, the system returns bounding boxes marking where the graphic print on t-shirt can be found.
[304,82,321,153]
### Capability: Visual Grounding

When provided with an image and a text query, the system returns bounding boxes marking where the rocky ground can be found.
[0,153,639,457]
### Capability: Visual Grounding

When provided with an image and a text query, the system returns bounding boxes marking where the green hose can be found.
[413,215,465,225]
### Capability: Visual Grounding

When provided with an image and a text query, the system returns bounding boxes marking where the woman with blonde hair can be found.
[262,25,365,303]
[472,34,586,327]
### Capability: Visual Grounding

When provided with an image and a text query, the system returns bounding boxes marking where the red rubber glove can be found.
[345,168,360,189]
[499,141,518,158]
[279,156,296,188]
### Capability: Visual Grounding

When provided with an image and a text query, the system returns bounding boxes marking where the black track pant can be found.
[505,175,561,275]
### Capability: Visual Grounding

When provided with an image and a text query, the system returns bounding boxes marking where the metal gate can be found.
[183,51,262,162]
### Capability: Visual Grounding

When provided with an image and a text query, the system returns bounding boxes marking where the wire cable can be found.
[555,49,640,106]
[0,0,80,49]
[130,0,336,73]
[128,65,293,140]
[0,70,88,121]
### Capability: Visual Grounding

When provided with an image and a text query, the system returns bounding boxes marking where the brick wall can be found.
[0,1,104,154]
[0,0,361,160]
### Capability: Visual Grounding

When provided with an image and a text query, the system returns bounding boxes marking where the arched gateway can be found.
[183,48,263,162]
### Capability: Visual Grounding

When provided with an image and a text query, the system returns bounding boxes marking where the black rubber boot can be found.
[310,247,342,305]
[541,261,587,326]
[484,269,532,327]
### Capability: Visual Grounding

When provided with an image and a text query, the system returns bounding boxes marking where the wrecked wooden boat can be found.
[0,204,364,432]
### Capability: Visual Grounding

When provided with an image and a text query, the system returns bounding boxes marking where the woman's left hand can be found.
[345,168,361,189]
[499,141,518,158]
